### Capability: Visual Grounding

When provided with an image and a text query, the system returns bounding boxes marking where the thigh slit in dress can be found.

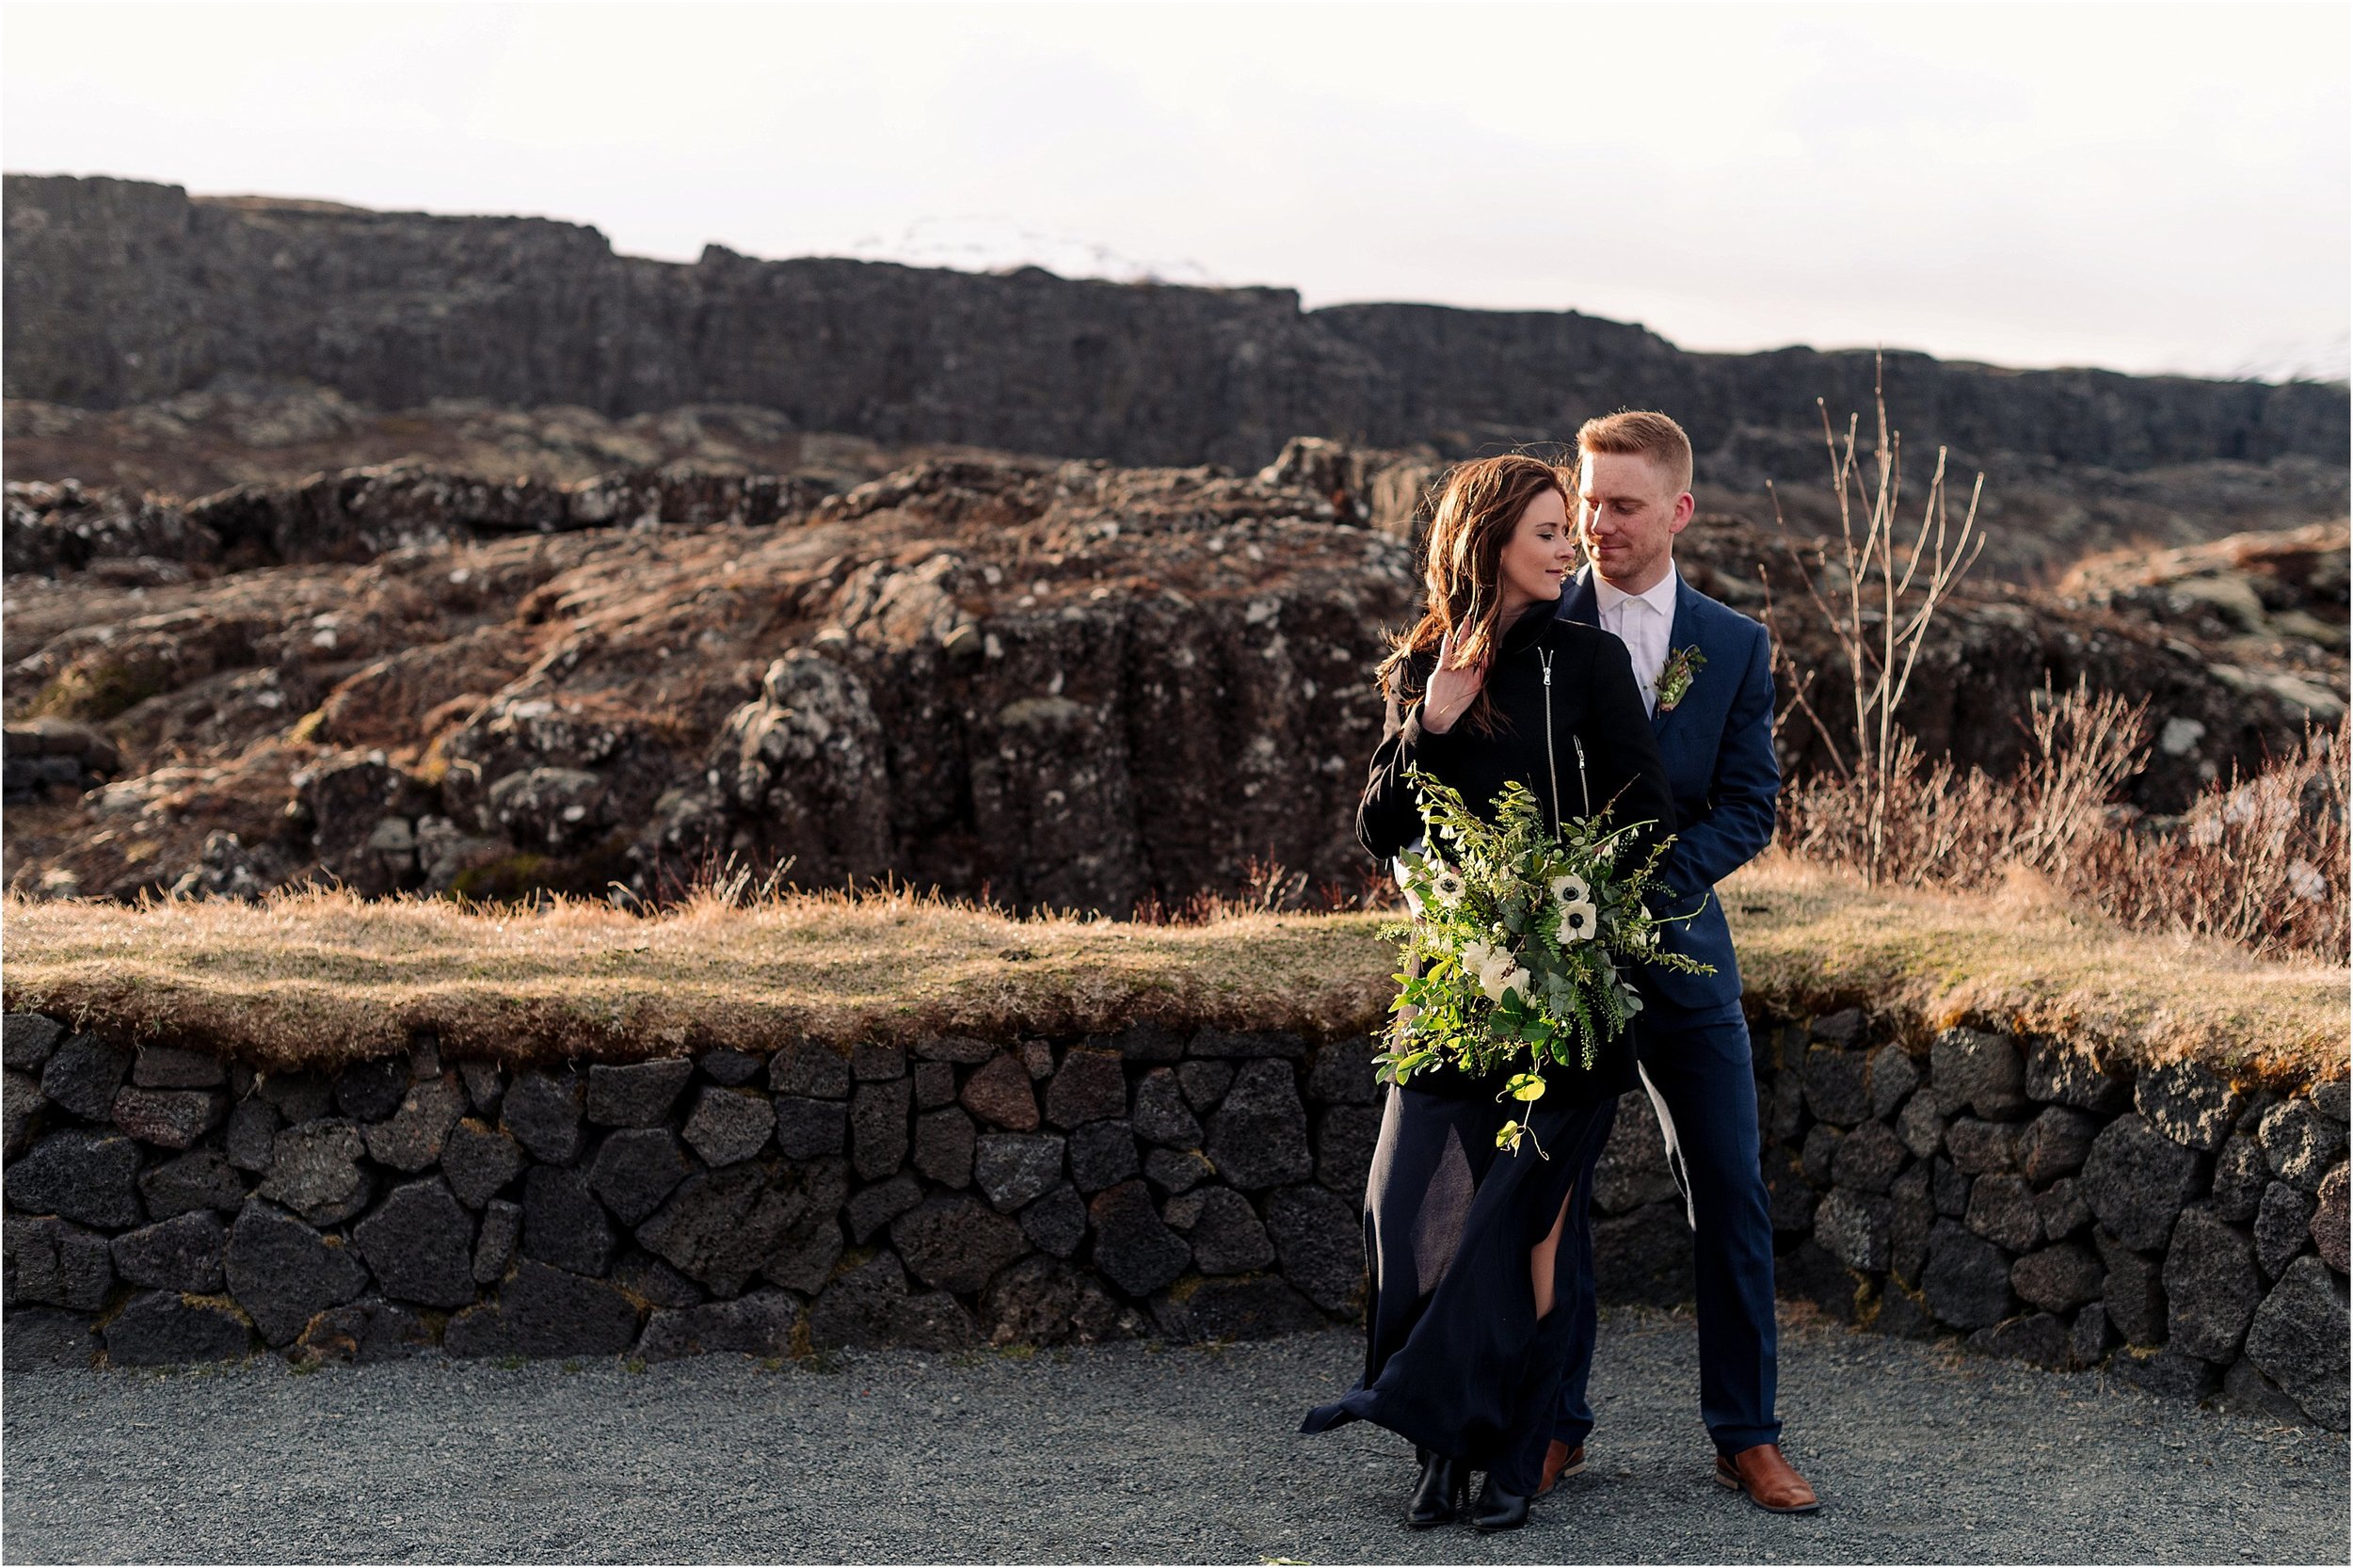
[1301,1074,1618,1497]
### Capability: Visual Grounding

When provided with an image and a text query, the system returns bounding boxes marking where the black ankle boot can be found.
[1407,1448,1467,1528]
[1471,1472,1532,1533]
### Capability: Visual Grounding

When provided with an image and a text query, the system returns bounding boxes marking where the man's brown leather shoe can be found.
[1713,1444,1819,1513]
[1535,1440,1586,1496]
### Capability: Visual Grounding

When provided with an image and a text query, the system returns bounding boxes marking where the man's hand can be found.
[1420,627,1489,734]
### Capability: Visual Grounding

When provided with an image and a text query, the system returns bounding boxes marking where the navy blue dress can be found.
[1301,608,1673,1495]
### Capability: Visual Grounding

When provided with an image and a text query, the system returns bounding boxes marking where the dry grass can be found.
[4,863,2345,1087]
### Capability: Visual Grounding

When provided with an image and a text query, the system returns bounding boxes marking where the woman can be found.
[1300,454,1674,1532]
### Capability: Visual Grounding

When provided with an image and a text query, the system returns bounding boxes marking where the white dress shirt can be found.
[1593,563,1679,714]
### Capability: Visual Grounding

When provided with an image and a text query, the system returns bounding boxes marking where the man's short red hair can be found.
[1577,409,1693,495]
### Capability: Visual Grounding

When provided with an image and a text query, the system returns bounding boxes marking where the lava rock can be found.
[639,1289,802,1360]
[851,1077,912,1180]
[960,1053,1041,1131]
[2107,1350,2222,1401]
[1931,1157,1970,1218]
[1896,1095,1948,1161]
[912,1061,956,1110]
[1966,1311,2069,1368]
[1801,1047,1870,1128]
[1814,1189,1892,1272]
[892,1193,1029,1293]
[807,1252,976,1352]
[681,1086,772,1167]
[223,1096,280,1173]
[2163,1206,2261,1362]
[588,1128,696,1225]
[851,1041,905,1081]
[1865,1284,1939,1341]
[1069,1120,1140,1192]
[223,1199,369,1345]
[2095,1229,2169,1347]
[1594,1200,1699,1308]
[441,1118,526,1209]
[473,1198,522,1284]
[354,1177,478,1307]
[2219,1356,2310,1423]
[1810,1008,1866,1047]
[497,1258,645,1357]
[1020,1184,1088,1258]
[293,1296,437,1364]
[2024,1040,2131,1113]
[1593,1091,1678,1214]
[614,1249,706,1308]
[520,1165,617,1277]
[2208,1135,2270,1222]
[1965,1174,2042,1252]
[1044,1047,1128,1129]
[132,1045,226,1089]
[844,1173,923,1243]
[3,1215,114,1309]
[1764,1149,1818,1236]
[1888,1165,1933,1287]
[2134,1061,2243,1153]
[458,1060,506,1114]
[256,1070,332,1125]
[361,1076,466,1172]
[586,1058,695,1128]
[762,1213,845,1296]
[1088,1179,1191,1297]
[1188,1028,1307,1060]
[1104,1024,1187,1064]
[1264,1183,1363,1314]
[1145,1146,1216,1195]
[1176,1061,1235,1110]
[1,1013,65,1072]
[637,1164,795,1295]
[774,1096,850,1160]
[1831,1120,1908,1195]
[1778,1240,1861,1322]
[1305,1038,1384,1106]
[38,1034,132,1120]
[256,1120,372,1225]
[2259,1098,2347,1192]
[1186,1188,1275,1274]
[974,1132,1066,1213]
[913,1035,999,1065]
[1867,1047,1921,1120]
[2313,1163,2348,1272]
[912,1107,977,1189]
[1920,1218,2014,1329]
[334,1056,409,1122]
[104,1291,254,1366]
[1132,1070,1204,1148]
[2254,1181,2318,1278]
[109,1086,227,1149]
[1205,1060,1312,1191]
[770,1040,853,1098]
[3,1068,43,1160]
[2011,1241,2103,1313]
[1313,1106,1383,1202]
[2069,1303,2114,1368]
[982,1254,1113,1344]
[1800,1124,1842,1187]
[2018,1106,2100,1185]
[1945,1119,2017,1176]
[2244,1256,2351,1428]
[1930,1028,2025,1119]
[110,1210,227,1292]
[2080,1114,2204,1252]
[16,1128,148,1230]
[2034,1176,2093,1240]
[697,1048,766,1088]
[500,1069,585,1165]
[138,1148,246,1218]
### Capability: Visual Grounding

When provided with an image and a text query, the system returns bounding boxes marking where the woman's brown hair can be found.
[1374,453,1566,734]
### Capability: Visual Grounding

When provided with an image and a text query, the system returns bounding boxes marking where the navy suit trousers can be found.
[1552,997,1781,1455]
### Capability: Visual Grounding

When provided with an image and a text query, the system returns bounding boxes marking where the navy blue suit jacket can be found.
[1557,565,1779,1013]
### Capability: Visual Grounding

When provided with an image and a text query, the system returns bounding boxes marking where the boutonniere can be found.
[1657,645,1706,712]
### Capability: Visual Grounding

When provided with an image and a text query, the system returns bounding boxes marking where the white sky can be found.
[4,1,2347,381]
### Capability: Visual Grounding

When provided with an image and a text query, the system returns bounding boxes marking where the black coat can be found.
[1355,606,1676,1102]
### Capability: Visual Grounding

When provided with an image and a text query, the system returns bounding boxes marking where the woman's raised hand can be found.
[1420,627,1488,733]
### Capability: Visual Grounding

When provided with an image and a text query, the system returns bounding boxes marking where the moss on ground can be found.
[3,856,2344,1087]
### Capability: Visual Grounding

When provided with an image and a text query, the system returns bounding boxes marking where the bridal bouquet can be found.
[1379,765,1712,1154]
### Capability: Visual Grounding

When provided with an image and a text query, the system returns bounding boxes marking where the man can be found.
[1544,410,1818,1513]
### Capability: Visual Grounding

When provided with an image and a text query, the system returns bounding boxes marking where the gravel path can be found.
[5,1304,2345,1564]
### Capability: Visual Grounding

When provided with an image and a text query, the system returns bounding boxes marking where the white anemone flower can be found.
[1558,899,1600,943]
[1548,872,1590,905]
[1432,866,1467,905]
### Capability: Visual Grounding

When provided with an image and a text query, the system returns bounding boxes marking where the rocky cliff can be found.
[4,449,2342,909]
[8,175,2345,477]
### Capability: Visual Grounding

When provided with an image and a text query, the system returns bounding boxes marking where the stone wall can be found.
[3,1004,2345,1428]
[7,176,2345,473]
